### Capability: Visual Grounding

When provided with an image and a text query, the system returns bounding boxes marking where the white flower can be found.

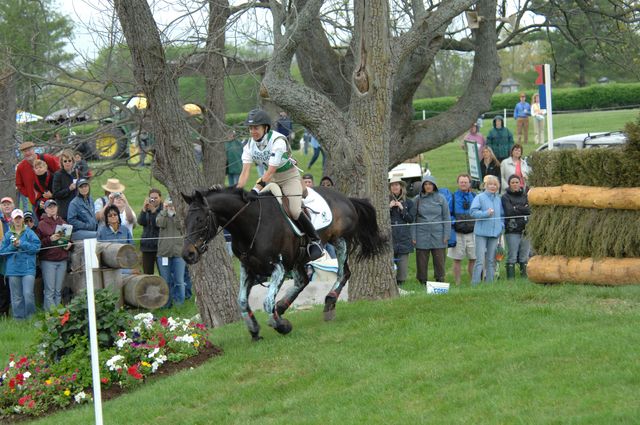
[74,391,87,403]
[175,334,195,344]
[106,355,126,371]
[22,371,31,379]
[151,355,167,373]
[148,347,160,358]
[133,312,155,329]
[8,361,15,368]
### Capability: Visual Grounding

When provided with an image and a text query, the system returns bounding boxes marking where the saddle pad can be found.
[303,187,333,230]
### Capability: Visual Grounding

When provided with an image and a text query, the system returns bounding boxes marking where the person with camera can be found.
[389,177,414,286]
[501,174,531,279]
[138,188,163,275]
[35,200,72,311]
[96,179,136,234]
[156,198,186,307]
[447,174,477,285]
[0,209,41,319]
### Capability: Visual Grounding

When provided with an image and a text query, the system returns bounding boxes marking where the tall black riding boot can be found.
[519,262,528,278]
[297,213,324,261]
[506,263,516,280]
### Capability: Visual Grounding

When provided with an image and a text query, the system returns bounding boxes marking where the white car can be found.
[535,131,627,151]
[388,162,429,197]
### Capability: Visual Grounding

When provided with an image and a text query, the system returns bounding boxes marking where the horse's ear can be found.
[195,189,211,208]
[181,192,193,204]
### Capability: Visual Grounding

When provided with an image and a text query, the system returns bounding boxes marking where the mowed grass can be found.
[10,281,640,424]
[2,108,639,423]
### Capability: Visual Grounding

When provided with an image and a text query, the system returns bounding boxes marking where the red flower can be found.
[101,377,109,384]
[60,311,70,326]
[17,357,28,367]
[127,364,143,380]
[15,373,24,385]
[195,323,206,330]
[158,335,166,347]
[160,317,169,327]
[18,395,30,406]
[8,378,16,389]
[27,399,35,409]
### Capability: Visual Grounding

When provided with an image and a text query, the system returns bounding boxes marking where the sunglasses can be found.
[62,159,73,163]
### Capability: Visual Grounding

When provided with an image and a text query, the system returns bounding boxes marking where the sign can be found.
[464,140,481,184]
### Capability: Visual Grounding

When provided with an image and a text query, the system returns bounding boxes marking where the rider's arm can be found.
[236,163,252,189]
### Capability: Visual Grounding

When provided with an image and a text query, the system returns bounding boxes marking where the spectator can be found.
[500,144,530,194]
[302,128,311,155]
[320,176,334,187]
[35,200,72,311]
[275,111,294,142]
[138,188,163,275]
[531,93,545,145]
[33,159,54,219]
[15,141,60,213]
[95,178,124,222]
[73,151,91,179]
[470,175,504,285]
[410,175,451,284]
[479,146,501,184]
[156,199,186,307]
[447,174,477,285]
[513,92,531,145]
[389,176,414,286]
[502,174,531,279]
[111,192,137,234]
[1,197,14,232]
[461,122,486,152]
[0,209,41,319]
[52,149,77,220]
[0,208,7,318]
[225,133,244,187]
[23,211,36,230]
[67,179,98,240]
[307,132,325,171]
[302,173,314,188]
[97,205,133,245]
[486,115,514,162]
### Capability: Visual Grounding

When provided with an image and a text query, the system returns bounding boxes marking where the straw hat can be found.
[388,176,406,186]
[101,178,125,193]
[19,141,35,151]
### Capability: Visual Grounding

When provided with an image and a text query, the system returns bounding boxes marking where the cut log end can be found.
[123,274,169,309]
[528,255,640,286]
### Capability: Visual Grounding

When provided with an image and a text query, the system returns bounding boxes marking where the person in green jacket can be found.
[486,115,514,162]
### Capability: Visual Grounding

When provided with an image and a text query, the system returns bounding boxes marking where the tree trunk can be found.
[528,255,640,285]
[114,0,239,327]
[0,68,16,200]
[529,185,640,210]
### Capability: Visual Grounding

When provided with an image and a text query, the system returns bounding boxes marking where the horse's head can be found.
[182,189,218,264]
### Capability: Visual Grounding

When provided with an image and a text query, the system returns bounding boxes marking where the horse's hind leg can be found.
[324,238,350,321]
[275,264,309,317]
[238,265,261,341]
[263,261,293,335]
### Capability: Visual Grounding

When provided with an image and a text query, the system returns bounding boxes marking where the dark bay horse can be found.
[182,185,386,341]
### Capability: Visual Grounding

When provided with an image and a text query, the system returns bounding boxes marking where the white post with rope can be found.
[83,238,103,425]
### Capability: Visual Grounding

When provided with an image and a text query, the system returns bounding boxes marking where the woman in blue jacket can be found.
[470,175,504,285]
[0,209,41,319]
[67,178,98,240]
[97,205,133,245]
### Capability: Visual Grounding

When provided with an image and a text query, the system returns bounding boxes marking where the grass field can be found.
[2,108,639,423]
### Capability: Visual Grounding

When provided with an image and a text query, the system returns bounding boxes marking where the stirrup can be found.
[307,241,324,261]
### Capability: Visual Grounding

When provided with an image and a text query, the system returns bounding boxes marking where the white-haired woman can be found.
[470,175,504,285]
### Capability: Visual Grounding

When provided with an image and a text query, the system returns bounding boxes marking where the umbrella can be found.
[16,111,43,124]
[44,107,90,124]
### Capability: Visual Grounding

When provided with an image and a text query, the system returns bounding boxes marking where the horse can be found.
[182,184,387,341]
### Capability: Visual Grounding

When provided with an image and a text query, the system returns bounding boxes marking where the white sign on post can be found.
[83,238,103,425]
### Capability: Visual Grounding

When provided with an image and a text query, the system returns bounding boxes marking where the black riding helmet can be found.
[245,109,272,127]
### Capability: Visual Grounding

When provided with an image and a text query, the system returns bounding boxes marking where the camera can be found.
[113,192,122,198]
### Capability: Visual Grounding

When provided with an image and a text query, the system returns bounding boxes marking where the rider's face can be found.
[249,125,267,141]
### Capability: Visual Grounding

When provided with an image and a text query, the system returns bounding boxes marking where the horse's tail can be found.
[347,197,388,260]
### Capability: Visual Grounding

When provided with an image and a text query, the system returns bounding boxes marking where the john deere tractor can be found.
[94,94,203,164]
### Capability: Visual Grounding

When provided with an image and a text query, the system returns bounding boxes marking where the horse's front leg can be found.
[263,261,292,335]
[324,238,351,321]
[276,264,310,317]
[238,265,261,341]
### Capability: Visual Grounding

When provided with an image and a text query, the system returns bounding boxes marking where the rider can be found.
[237,108,324,261]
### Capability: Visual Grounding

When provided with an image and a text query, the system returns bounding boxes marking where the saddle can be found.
[261,183,333,235]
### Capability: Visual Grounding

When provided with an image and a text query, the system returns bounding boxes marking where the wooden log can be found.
[528,185,640,210]
[123,274,169,309]
[96,242,140,269]
[528,255,640,285]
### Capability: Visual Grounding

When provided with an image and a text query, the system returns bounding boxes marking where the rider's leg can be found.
[297,213,324,261]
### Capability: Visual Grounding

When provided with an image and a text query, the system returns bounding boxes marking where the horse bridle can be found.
[185,200,254,255]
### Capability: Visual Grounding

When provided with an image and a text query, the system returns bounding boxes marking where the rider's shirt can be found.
[241,130,293,172]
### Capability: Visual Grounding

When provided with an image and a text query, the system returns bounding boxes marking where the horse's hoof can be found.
[274,318,292,335]
[323,309,336,321]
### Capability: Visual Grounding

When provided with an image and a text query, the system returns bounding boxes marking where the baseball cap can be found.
[0,197,13,204]
[44,199,58,209]
[77,178,90,187]
[24,211,34,220]
[11,209,24,220]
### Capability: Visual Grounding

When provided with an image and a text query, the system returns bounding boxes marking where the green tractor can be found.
[94,94,203,164]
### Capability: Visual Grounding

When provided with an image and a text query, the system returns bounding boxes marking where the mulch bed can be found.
[2,344,223,424]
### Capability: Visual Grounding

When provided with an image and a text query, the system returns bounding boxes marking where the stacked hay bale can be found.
[526,117,640,285]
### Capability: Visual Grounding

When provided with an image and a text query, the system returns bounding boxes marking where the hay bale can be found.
[528,255,640,285]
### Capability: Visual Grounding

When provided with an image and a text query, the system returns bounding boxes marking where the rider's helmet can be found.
[244,109,272,128]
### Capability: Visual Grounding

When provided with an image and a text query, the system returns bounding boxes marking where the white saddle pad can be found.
[302,187,333,230]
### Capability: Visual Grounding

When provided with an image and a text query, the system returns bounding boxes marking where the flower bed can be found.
[0,290,220,421]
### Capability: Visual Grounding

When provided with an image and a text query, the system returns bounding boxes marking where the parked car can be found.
[535,131,627,152]
[388,159,430,197]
